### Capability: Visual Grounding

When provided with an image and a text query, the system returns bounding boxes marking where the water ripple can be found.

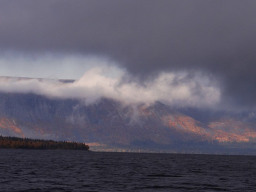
[0,150,255,192]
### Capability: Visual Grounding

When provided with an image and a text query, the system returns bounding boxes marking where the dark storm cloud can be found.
[1,0,256,109]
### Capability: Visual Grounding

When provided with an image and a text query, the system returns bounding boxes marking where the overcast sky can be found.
[0,0,256,110]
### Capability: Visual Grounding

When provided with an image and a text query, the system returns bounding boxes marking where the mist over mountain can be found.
[1,0,256,111]
[1,77,256,154]
[1,1,256,154]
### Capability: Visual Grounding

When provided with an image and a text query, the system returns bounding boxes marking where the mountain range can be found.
[0,77,256,154]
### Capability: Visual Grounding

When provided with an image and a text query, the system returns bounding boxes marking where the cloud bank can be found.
[0,65,220,108]
[1,0,255,109]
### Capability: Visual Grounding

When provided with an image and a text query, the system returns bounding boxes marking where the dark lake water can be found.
[0,149,255,192]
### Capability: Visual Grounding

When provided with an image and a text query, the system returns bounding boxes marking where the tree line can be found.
[0,135,89,150]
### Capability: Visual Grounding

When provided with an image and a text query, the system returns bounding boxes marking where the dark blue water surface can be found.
[0,149,255,192]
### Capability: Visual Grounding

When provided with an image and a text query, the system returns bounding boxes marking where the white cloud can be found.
[0,64,220,108]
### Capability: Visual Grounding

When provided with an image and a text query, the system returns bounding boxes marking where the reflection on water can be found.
[0,149,255,192]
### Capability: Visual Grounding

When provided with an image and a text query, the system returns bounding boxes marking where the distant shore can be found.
[0,136,89,150]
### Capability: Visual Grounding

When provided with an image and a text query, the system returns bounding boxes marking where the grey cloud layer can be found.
[0,0,256,109]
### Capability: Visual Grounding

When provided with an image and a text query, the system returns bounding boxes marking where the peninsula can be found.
[0,136,89,150]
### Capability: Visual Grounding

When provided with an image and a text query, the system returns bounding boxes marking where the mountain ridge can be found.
[0,77,256,154]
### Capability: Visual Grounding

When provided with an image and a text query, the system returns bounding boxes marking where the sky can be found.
[0,0,256,110]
